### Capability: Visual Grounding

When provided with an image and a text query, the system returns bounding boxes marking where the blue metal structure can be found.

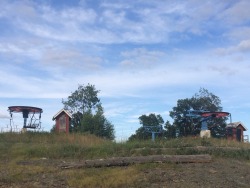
[143,125,163,141]
[185,110,230,130]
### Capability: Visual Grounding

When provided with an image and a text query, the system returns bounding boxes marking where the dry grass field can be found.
[0,132,250,187]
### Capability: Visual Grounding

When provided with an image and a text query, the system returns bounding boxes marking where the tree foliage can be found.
[129,113,164,140]
[62,84,115,140]
[139,114,164,126]
[164,120,176,138]
[62,84,100,114]
[80,105,115,140]
[169,88,227,138]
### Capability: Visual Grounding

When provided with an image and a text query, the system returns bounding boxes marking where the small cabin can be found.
[52,109,72,134]
[226,122,247,142]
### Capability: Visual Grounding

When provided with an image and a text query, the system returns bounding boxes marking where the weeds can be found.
[1,132,250,187]
[0,132,249,160]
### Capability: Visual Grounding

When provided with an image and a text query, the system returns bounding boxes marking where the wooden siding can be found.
[55,111,70,134]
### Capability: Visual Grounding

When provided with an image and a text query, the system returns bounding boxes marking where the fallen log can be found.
[60,154,211,169]
[132,146,243,152]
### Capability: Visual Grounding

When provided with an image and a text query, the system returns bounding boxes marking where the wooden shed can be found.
[226,122,247,142]
[52,109,72,134]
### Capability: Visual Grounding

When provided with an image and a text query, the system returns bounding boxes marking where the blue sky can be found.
[0,0,250,140]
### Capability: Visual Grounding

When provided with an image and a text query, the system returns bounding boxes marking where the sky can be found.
[0,0,250,141]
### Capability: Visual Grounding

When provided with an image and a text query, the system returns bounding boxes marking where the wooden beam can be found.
[60,154,212,169]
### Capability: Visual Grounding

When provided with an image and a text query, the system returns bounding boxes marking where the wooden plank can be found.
[60,154,212,169]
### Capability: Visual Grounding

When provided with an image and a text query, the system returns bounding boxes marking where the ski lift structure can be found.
[185,110,231,138]
[143,125,163,141]
[8,106,43,130]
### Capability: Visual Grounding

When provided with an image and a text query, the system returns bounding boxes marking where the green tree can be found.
[80,105,115,140]
[62,84,115,140]
[164,120,176,138]
[139,114,164,126]
[169,88,227,138]
[62,84,100,129]
[129,113,164,140]
[128,127,151,140]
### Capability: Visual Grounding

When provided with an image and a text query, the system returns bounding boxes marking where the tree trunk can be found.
[60,154,211,169]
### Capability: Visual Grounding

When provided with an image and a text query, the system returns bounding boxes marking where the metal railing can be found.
[244,135,249,143]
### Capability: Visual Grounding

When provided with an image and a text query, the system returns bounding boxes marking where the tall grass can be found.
[0,132,249,160]
[1,132,249,188]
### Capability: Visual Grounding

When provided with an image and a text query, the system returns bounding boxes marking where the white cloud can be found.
[41,47,103,71]
[1,0,247,45]
[0,40,42,60]
[120,48,166,69]
[237,40,250,52]
[0,0,38,21]
[218,0,250,25]
[100,2,131,9]
[0,0,228,44]
[60,8,97,23]
[215,39,250,55]
[1,48,249,99]
[0,114,9,119]
[224,26,250,43]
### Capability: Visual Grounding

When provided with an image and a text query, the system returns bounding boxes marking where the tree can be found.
[62,84,115,140]
[62,84,100,129]
[128,127,152,140]
[169,88,227,138]
[164,120,176,138]
[80,105,115,140]
[129,113,164,140]
[139,114,164,126]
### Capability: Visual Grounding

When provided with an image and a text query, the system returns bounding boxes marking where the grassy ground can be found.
[0,132,250,187]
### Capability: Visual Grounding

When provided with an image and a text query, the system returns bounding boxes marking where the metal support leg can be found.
[152,132,155,141]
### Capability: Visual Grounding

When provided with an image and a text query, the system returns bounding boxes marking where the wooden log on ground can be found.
[132,146,243,152]
[60,154,211,169]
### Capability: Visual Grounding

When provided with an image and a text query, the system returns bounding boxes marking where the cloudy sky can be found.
[0,0,250,140]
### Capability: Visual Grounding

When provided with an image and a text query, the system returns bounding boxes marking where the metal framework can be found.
[143,125,163,141]
[186,110,231,130]
[8,106,43,129]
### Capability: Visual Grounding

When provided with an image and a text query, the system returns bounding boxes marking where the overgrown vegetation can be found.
[0,132,249,187]
[1,132,249,160]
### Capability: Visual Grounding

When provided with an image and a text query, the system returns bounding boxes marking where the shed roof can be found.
[52,109,72,120]
[226,121,247,131]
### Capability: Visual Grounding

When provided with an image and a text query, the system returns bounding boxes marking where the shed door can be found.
[59,114,66,132]
[236,129,241,142]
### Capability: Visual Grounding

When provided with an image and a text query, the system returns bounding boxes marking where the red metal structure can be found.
[52,109,72,133]
[185,110,231,138]
[201,112,230,118]
[8,106,43,129]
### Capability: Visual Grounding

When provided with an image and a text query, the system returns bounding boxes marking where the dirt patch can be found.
[134,158,250,188]
[1,158,250,187]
